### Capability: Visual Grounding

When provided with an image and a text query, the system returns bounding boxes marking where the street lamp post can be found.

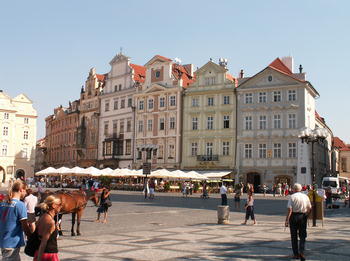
[298,127,327,227]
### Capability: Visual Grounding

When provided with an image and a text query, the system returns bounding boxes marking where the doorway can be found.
[15,169,25,181]
[0,166,5,183]
[246,172,261,192]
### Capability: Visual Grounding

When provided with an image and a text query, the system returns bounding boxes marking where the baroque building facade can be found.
[236,57,319,189]
[0,90,37,185]
[77,68,106,167]
[133,55,194,169]
[181,60,237,171]
[45,101,80,168]
[98,53,145,168]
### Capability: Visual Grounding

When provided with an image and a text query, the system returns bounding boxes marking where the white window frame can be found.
[273,114,281,129]
[191,142,198,156]
[207,116,214,130]
[159,97,165,107]
[192,117,198,130]
[288,114,296,129]
[139,100,144,110]
[244,144,252,158]
[288,143,297,158]
[138,120,143,132]
[259,92,267,103]
[259,144,267,158]
[288,90,297,101]
[273,143,281,158]
[223,141,229,156]
[3,127,8,136]
[159,118,165,130]
[273,91,281,102]
[170,96,176,106]
[192,98,199,107]
[207,97,214,106]
[245,93,253,104]
[223,115,230,129]
[23,130,29,140]
[148,99,154,109]
[259,115,267,130]
[245,116,252,130]
[169,117,175,129]
[147,119,153,131]
[223,96,230,105]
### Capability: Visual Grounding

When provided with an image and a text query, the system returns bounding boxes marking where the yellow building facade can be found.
[181,60,237,171]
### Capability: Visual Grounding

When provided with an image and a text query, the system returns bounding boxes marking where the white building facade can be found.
[98,53,145,169]
[236,57,319,189]
[0,90,37,185]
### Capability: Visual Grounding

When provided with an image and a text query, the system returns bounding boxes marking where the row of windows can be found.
[190,142,230,156]
[105,98,132,112]
[136,144,175,160]
[191,116,231,130]
[138,96,177,110]
[49,150,78,162]
[138,117,176,132]
[244,114,297,130]
[2,113,30,124]
[244,90,297,104]
[104,119,132,136]
[1,128,29,139]
[243,143,297,159]
[191,95,231,107]
[1,145,29,157]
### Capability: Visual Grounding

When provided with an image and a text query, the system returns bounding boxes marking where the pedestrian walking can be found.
[285,183,312,261]
[262,184,267,197]
[24,188,38,233]
[242,184,257,225]
[0,180,31,261]
[96,187,111,223]
[143,178,149,199]
[149,179,155,199]
[220,183,228,206]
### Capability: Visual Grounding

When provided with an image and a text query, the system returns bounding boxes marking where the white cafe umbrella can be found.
[85,166,103,177]
[149,169,172,179]
[62,166,90,176]
[35,167,57,176]
[101,167,114,176]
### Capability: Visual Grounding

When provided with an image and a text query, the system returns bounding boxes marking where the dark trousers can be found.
[289,213,307,256]
[245,206,255,220]
[221,194,227,205]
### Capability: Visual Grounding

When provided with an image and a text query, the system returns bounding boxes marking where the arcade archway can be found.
[246,172,261,192]
[0,166,5,183]
[15,169,25,181]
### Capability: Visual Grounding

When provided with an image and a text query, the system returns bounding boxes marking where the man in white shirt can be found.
[220,183,228,206]
[24,188,38,233]
[285,183,312,261]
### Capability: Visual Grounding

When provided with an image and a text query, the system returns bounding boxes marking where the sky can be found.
[1,0,349,142]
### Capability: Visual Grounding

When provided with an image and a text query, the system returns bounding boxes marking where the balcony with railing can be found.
[196,155,219,161]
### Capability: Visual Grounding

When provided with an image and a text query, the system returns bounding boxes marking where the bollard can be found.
[217,205,230,224]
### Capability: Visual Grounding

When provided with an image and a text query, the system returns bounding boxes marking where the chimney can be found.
[239,69,244,78]
[281,56,294,73]
[183,64,194,77]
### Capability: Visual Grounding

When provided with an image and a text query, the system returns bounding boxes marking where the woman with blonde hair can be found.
[34,195,62,261]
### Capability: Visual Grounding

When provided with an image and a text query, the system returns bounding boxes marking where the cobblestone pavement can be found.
[1,189,348,260]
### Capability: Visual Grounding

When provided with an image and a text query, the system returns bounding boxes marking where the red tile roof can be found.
[155,55,172,62]
[96,74,106,82]
[172,64,195,87]
[130,63,146,83]
[333,137,350,151]
[226,73,237,84]
[269,58,293,75]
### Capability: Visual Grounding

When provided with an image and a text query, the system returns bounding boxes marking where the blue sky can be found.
[1,1,349,142]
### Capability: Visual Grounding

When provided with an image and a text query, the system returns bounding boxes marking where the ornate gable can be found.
[238,67,301,90]
[144,83,167,93]
[109,53,129,65]
[195,61,226,76]
[12,94,33,103]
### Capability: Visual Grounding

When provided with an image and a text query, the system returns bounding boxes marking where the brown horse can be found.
[40,189,98,236]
